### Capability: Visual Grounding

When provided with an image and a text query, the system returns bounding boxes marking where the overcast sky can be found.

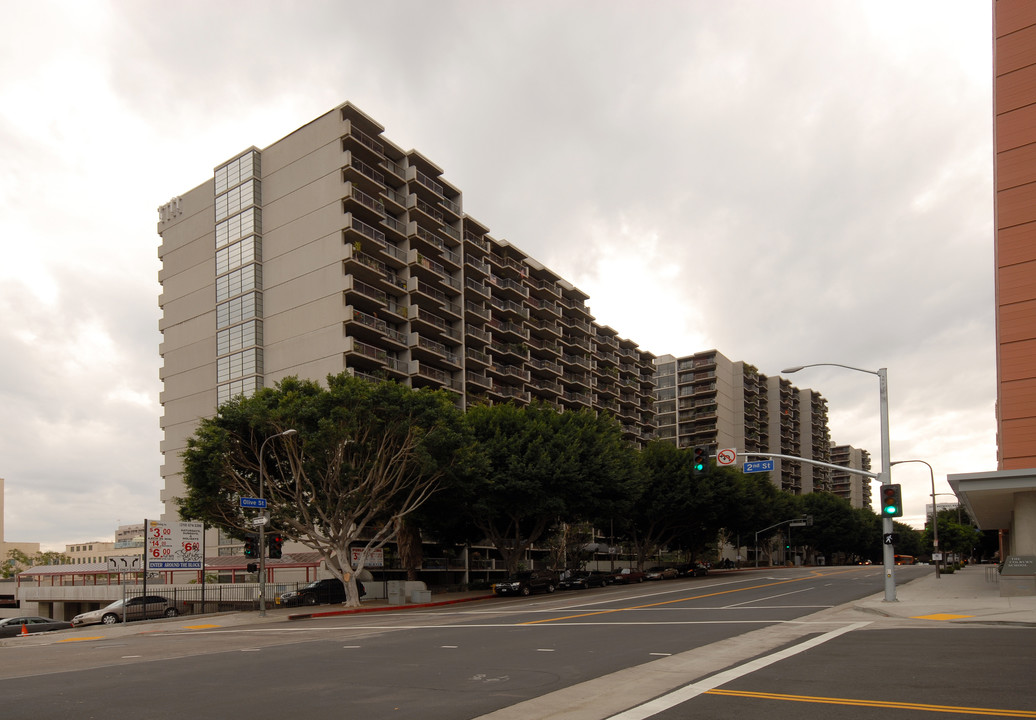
[1,1,994,550]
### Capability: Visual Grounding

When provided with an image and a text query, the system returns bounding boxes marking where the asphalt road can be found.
[3,566,1031,720]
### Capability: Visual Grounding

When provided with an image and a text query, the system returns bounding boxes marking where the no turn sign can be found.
[716,448,737,466]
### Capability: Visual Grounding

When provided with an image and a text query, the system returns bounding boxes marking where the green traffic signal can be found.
[880,484,903,518]
[692,446,708,476]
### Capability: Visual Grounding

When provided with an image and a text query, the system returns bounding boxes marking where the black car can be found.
[279,578,365,607]
[558,570,610,590]
[0,616,73,637]
[493,570,559,596]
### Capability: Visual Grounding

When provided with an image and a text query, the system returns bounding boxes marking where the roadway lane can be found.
[0,566,931,720]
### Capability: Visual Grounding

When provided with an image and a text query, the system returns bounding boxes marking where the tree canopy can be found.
[179,374,472,605]
[422,401,636,574]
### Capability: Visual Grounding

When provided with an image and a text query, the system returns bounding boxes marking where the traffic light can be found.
[692,447,709,476]
[268,534,283,559]
[880,484,904,517]
[243,534,258,558]
[246,562,258,573]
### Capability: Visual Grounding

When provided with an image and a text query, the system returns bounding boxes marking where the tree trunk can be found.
[396,517,423,582]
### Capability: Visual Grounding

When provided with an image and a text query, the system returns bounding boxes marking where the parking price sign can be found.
[145,520,204,571]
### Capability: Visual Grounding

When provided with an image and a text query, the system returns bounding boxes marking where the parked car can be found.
[644,566,678,580]
[610,568,646,584]
[279,578,365,607]
[493,570,559,596]
[558,570,610,590]
[0,616,73,637]
[687,561,710,576]
[71,596,182,627]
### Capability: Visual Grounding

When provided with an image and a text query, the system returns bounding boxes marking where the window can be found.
[214,151,260,195]
[216,263,261,302]
[215,208,261,249]
[217,348,263,383]
[217,319,262,356]
[217,292,262,330]
[215,179,260,222]
[216,236,261,275]
[217,376,263,406]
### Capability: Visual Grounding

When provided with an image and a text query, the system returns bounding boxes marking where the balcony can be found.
[411,361,462,393]
[409,305,461,342]
[488,317,530,341]
[465,300,490,321]
[342,183,385,220]
[465,323,491,345]
[465,277,489,297]
[489,296,529,320]
[342,124,384,156]
[410,333,461,367]
[489,340,529,362]
[382,158,407,183]
[341,154,385,190]
[465,370,492,389]
[342,213,387,250]
[491,383,530,403]
[463,230,491,254]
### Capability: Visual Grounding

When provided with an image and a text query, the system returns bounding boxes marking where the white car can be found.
[72,595,182,627]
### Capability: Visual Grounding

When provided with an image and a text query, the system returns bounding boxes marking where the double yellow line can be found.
[705,689,1036,717]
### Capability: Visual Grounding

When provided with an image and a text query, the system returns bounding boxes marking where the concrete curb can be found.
[286,593,497,620]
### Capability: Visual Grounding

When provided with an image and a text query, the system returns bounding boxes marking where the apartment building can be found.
[156,102,656,524]
[654,351,845,499]
[829,444,873,510]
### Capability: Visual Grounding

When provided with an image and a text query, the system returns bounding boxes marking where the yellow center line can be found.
[705,689,1036,717]
[522,568,865,625]
[58,636,104,642]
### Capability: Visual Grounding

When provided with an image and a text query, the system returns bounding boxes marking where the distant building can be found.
[653,351,856,500]
[63,541,116,565]
[829,444,873,510]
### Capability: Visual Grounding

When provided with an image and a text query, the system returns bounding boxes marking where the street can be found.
[1,566,1033,720]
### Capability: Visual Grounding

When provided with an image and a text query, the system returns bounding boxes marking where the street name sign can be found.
[240,497,267,509]
[743,460,774,473]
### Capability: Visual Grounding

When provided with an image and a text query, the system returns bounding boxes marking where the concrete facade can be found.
[157,102,657,542]
[652,351,864,503]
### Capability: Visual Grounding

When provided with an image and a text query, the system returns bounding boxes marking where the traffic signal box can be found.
[880,484,904,518]
[692,447,709,476]
[268,534,283,559]
[243,534,259,558]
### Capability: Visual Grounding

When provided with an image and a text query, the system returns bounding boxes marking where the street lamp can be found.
[782,363,896,602]
[258,428,296,617]
[890,459,939,579]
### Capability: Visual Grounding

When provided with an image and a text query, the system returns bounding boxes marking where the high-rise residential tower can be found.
[157,102,657,522]
[653,351,841,499]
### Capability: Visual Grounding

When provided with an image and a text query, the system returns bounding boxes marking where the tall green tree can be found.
[432,402,635,574]
[179,374,471,606]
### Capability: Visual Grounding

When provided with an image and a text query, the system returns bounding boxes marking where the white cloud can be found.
[0,0,996,547]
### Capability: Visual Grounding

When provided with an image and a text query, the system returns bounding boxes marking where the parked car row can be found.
[494,562,713,597]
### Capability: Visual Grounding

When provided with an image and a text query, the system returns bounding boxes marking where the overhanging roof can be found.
[947,468,1036,529]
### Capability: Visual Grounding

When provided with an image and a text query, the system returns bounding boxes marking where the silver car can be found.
[72,595,181,627]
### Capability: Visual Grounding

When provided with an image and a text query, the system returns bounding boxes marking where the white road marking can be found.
[605,622,871,719]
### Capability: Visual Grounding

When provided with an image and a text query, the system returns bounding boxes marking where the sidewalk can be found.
[853,564,1036,626]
